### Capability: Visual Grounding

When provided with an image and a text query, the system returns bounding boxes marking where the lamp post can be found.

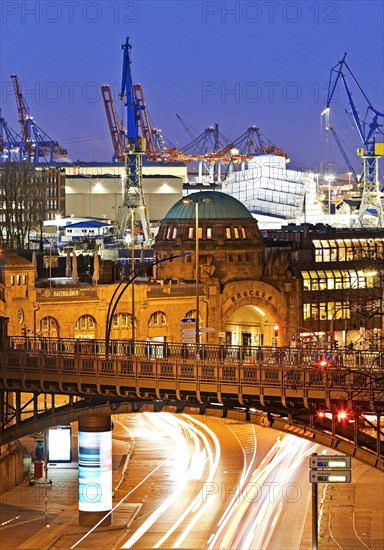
[131,208,135,341]
[105,252,191,356]
[183,197,211,345]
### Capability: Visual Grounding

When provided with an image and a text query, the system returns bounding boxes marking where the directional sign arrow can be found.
[309,455,351,469]
[309,470,351,483]
[181,318,196,323]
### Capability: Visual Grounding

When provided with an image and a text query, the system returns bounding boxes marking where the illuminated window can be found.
[172,227,177,239]
[241,227,247,238]
[226,227,231,238]
[188,227,193,239]
[166,227,172,239]
[303,303,311,320]
[206,227,212,239]
[234,227,239,239]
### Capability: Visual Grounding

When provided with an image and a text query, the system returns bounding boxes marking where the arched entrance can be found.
[225,305,278,348]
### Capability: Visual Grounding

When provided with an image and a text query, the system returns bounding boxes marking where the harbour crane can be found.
[10,74,67,164]
[116,37,151,241]
[226,125,287,158]
[322,53,384,226]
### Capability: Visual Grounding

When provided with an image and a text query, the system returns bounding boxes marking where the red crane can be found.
[101,85,125,162]
[11,74,31,154]
[132,84,158,160]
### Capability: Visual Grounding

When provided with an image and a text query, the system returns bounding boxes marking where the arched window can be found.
[75,315,96,332]
[111,313,133,329]
[38,316,59,337]
[185,310,197,319]
[149,311,166,326]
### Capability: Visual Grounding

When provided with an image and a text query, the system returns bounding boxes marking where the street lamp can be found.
[105,252,191,356]
[183,197,211,345]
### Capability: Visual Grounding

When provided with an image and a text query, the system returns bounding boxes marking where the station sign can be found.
[181,318,196,323]
[309,455,351,469]
[310,470,351,483]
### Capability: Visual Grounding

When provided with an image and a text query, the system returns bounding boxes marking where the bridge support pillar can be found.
[78,415,112,527]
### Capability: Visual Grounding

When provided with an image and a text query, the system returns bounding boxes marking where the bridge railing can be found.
[7,336,384,370]
[3,345,384,398]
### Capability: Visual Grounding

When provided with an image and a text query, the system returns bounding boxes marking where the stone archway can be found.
[221,280,291,346]
[225,304,278,347]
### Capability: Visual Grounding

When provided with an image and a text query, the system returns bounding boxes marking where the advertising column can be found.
[78,415,112,527]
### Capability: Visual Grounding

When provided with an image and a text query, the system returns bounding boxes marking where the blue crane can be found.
[0,109,24,162]
[10,74,67,164]
[322,53,384,226]
[116,37,151,241]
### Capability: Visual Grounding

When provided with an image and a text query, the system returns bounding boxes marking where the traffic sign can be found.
[309,455,351,469]
[181,318,196,323]
[182,338,195,343]
[259,415,271,428]
[310,470,351,483]
[200,327,215,333]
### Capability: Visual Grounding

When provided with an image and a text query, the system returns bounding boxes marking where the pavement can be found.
[0,432,137,549]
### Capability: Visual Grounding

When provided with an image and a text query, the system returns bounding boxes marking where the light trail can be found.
[122,412,220,549]
[211,435,319,550]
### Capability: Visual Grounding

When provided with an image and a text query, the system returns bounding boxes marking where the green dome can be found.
[164,191,253,221]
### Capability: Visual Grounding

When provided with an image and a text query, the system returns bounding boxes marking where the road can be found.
[77,413,318,549]
[1,413,382,549]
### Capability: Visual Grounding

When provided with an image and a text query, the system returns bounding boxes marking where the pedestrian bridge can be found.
[1,337,383,469]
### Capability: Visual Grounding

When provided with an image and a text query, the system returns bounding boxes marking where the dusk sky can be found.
[1,0,383,176]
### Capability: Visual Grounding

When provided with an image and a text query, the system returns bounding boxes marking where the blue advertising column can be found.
[78,415,112,527]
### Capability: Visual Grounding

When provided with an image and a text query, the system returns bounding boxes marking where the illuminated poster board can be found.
[47,426,72,463]
[78,430,112,512]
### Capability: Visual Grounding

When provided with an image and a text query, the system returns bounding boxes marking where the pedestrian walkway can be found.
[0,433,135,549]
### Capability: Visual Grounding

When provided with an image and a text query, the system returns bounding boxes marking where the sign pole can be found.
[312,472,318,550]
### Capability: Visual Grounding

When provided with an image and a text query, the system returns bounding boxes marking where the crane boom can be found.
[10,74,31,154]
[328,127,362,186]
[133,84,157,160]
[101,85,125,162]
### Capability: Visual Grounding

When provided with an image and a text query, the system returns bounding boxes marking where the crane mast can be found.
[116,38,151,241]
[322,53,383,227]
